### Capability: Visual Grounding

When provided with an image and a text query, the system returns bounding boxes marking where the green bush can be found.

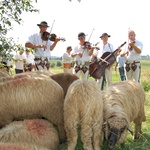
[56,61,62,67]
[50,62,55,68]
[142,81,150,92]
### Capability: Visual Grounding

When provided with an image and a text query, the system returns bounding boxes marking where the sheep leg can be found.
[80,123,93,150]
[134,119,142,140]
[93,123,102,150]
[58,125,66,144]
[66,124,78,150]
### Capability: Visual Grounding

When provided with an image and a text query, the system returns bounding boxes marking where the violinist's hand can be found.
[55,37,61,42]
[77,52,83,57]
[40,45,47,49]
[129,41,134,47]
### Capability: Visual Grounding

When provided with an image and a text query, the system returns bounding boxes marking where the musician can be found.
[25,21,60,70]
[13,48,26,74]
[24,49,35,72]
[62,46,73,74]
[120,30,143,82]
[94,33,115,88]
[71,32,94,79]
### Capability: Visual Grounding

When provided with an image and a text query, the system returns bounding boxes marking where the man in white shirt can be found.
[94,33,115,88]
[62,46,73,74]
[25,21,60,70]
[13,49,26,74]
[71,32,94,79]
[120,30,143,82]
[24,49,35,72]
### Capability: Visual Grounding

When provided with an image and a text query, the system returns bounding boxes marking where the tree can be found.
[0,0,80,60]
[0,0,38,59]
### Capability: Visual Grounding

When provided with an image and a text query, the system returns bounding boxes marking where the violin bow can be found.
[49,20,55,34]
[88,28,94,42]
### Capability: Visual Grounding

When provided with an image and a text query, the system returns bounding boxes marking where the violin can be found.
[41,31,66,42]
[82,41,99,50]
[89,41,126,79]
[82,41,92,50]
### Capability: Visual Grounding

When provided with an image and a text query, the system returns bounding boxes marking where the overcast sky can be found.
[8,0,150,56]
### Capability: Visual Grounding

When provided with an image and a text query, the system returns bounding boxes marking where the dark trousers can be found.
[101,75,106,90]
[119,66,126,81]
[15,69,23,74]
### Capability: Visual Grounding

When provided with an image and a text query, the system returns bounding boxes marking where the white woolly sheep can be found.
[0,142,50,150]
[64,79,103,150]
[0,77,65,143]
[0,70,9,77]
[102,80,146,149]
[0,72,79,98]
[0,119,59,150]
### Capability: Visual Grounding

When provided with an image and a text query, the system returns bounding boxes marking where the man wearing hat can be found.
[71,32,94,79]
[62,46,73,74]
[25,21,60,70]
[94,33,115,89]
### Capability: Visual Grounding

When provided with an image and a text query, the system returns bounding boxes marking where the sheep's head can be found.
[103,116,133,150]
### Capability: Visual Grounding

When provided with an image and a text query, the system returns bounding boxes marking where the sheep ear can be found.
[127,125,133,135]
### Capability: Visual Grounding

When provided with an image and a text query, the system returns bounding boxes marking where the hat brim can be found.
[37,24,49,27]
[100,35,111,38]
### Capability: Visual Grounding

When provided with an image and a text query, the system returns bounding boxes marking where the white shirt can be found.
[96,43,114,58]
[124,39,143,62]
[26,53,35,65]
[26,32,52,58]
[72,44,91,62]
[13,52,26,70]
[62,52,72,63]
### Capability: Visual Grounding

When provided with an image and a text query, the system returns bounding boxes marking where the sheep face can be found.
[103,116,130,149]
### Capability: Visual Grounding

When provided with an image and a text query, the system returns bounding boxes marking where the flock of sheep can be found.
[0,70,146,150]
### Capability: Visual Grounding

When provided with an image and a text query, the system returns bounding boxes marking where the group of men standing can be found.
[62,28,143,89]
[3,20,142,90]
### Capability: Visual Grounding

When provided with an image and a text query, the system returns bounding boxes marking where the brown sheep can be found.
[0,77,65,143]
[64,79,103,150]
[102,80,146,149]
[50,73,79,97]
[0,119,59,150]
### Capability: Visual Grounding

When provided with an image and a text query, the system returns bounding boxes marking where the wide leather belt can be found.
[34,57,49,61]
[63,63,72,69]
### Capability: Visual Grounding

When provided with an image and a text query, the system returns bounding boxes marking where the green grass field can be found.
[50,60,150,150]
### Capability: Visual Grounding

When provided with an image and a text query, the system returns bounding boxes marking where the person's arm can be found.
[25,42,45,49]
[115,62,118,71]
[89,47,95,56]
[129,42,141,54]
[50,38,60,51]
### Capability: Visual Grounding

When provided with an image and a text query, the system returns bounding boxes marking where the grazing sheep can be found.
[64,79,103,150]
[0,77,65,142]
[0,119,59,150]
[50,73,79,97]
[102,80,146,149]
[0,142,49,150]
